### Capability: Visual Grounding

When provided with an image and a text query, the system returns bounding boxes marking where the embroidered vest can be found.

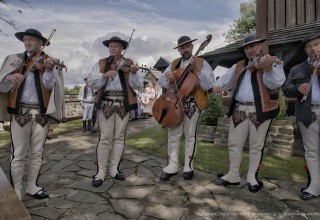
[95,56,137,112]
[228,59,280,122]
[7,51,52,115]
[171,58,208,110]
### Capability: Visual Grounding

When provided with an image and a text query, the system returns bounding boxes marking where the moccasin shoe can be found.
[159,171,177,180]
[183,171,194,180]
[92,177,103,187]
[248,181,263,193]
[29,188,49,199]
[301,191,318,200]
[215,178,240,186]
[114,172,125,181]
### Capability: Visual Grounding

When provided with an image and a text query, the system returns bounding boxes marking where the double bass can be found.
[152,35,212,128]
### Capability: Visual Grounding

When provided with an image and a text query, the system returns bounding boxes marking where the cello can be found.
[152,34,212,128]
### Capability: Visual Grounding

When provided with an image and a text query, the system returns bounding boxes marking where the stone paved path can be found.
[0,118,320,220]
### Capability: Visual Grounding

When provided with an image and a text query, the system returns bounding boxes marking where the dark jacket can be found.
[283,61,319,123]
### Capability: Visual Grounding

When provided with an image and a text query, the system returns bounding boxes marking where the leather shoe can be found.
[114,172,125,181]
[183,171,194,180]
[30,189,49,199]
[215,178,240,186]
[92,178,103,187]
[248,181,263,193]
[301,191,318,200]
[159,171,177,180]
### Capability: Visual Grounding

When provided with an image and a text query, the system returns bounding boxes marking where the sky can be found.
[0,0,251,86]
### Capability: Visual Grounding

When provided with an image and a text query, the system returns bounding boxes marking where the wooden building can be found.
[203,0,320,74]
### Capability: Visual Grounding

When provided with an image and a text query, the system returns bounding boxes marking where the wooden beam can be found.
[286,0,297,27]
[275,0,286,29]
[317,0,320,20]
[268,0,275,31]
[297,0,306,25]
[306,0,316,22]
[256,0,269,54]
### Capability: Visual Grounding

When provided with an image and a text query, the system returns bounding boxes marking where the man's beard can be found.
[182,52,192,60]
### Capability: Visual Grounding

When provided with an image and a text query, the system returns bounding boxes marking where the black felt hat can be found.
[301,33,320,47]
[173,36,197,49]
[103,36,128,49]
[15,29,50,46]
[238,32,266,49]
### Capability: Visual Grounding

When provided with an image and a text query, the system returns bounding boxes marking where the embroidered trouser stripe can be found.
[221,105,270,185]
[9,108,49,199]
[95,102,129,180]
[163,103,200,174]
[299,108,320,196]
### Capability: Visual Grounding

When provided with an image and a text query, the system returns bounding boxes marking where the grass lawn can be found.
[126,125,307,182]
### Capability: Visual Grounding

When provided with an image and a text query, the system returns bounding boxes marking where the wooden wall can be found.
[268,0,320,31]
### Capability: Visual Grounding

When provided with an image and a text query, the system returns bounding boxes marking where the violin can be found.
[310,54,320,75]
[247,53,282,73]
[302,54,320,102]
[152,34,212,128]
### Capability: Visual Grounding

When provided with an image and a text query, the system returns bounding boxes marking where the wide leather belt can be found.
[311,104,320,108]
[237,102,255,106]
[20,103,40,109]
[103,91,124,97]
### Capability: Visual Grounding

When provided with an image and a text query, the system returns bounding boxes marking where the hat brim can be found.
[15,32,50,46]
[103,39,128,49]
[238,38,266,50]
[302,34,320,47]
[173,39,197,49]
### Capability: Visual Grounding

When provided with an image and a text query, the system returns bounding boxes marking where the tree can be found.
[65,85,81,95]
[0,0,23,34]
[224,0,256,44]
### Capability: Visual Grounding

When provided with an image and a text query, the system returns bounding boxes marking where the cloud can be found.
[0,0,248,86]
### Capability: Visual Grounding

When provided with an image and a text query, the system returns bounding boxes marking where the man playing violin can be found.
[86,36,143,187]
[283,33,320,200]
[0,29,60,199]
[213,32,285,192]
[158,36,214,181]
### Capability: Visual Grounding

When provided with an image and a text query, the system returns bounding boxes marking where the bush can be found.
[276,89,287,119]
[199,93,225,126]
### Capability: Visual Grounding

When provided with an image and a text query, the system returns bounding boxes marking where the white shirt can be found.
[158,58,215,91]
[78,86,95,104]
[215,64,286,102]
[21,54,58,104]
[86,62,143,91]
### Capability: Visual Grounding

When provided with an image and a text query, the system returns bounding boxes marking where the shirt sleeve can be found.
[86,62,107,90]
[198,60,215,91]
[214,64,236,91]
[262,64,286,89]
[158,64,172,88]
[42,69,59,90]
[128,72,144,90]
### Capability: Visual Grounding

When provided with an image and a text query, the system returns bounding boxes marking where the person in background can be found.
[78,77,95,132]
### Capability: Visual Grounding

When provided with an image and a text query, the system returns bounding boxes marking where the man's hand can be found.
[130,64,139,74]
[44,57,55,72]
[5,73,23,84]
[102,70,117,80]
[165,71,173,81]
[259,54,274,72]
[298,83,311,95]
[212,86,222,94]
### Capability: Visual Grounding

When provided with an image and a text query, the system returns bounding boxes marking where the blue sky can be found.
[0,0,251,85]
